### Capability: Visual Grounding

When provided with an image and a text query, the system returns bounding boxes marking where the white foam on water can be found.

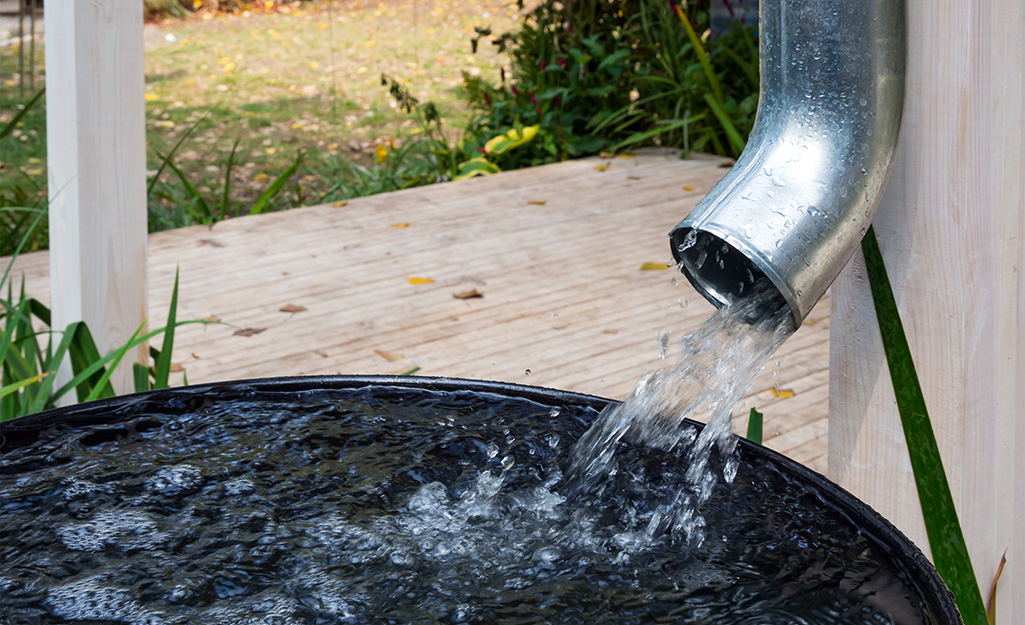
[56,509,169,552]
[146,464,203,496]
[45,576,165,625]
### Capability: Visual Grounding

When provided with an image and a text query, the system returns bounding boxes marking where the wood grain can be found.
[6,151,832,472]
[44,0,148,395]
[829,0,1025,619]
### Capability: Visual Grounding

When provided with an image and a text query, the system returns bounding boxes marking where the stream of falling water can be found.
[568,282,793,547]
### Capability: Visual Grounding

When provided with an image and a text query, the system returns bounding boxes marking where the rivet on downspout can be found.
[670,0,906,328]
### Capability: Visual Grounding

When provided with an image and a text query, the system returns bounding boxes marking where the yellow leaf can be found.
[376,144,388,163]
[375,349,404,361]
[264,147,277,155]
[594,162,610,171]
[144,93,161,102]
[309,61,319,69]
[640,262,669,271]
[770,387,796,398]
[391,222,409,228]
[409,277,434,285]
[291,122,303,129]
[254,173,269,182]
[618,154,636,159]
[223,61,236,73]
[682,185,695,191]
[527,200,547,206]
[331,200,348,207]
[279,304,307,313]
[317,22,327,29]
[27,157,41,164]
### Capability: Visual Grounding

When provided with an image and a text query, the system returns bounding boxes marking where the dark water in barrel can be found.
[2,384,939,624]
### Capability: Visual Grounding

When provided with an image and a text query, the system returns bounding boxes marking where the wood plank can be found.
[5,152,832,477]
[829,0,1025,617]
[44,0,148,396]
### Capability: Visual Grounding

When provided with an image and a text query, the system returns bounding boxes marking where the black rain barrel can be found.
[0,375,962,624]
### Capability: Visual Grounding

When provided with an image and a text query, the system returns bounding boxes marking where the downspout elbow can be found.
[670,0,906,328]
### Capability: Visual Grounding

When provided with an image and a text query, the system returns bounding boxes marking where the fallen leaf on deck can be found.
[202,315,221,323]
[618,154,635,159]
[627,175,642,180]
[391,222,410,228]
[399,366,421,376]
[234,327,266,337]
[719,160,735,168]
[191,353,201,359]
[599,151,613,158]
[279,304,307,313]
[602,329,619,334]
[453,289,483,299]
[196,239,225,247]
[409,277,434,284]
[331,200,348,207]
[375,349,404,361]
[594,163,610,171]
[527,199,547,205]
[314,350,329,358]
[682,185,695,191]
[640,262,670,270]
[770,387,796,398]
[169,363,184,373]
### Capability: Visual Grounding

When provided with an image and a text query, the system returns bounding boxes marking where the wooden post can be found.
[829,0,1024,620]
[45,0,148,397]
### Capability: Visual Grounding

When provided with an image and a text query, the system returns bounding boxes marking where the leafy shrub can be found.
[464,0,759,162]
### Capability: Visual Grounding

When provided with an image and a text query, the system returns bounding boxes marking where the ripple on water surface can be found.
[1,386,939,624]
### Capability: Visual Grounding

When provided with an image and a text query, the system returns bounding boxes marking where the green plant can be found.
[1,88,48,256]
[861,226,988,625]
[1,210,208,419]
[149,138,302,229]
[745,407,763,444]
[467,0,759,161]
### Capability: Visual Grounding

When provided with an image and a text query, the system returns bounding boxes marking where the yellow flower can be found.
[144,93,160,102]
[376,144,388,163]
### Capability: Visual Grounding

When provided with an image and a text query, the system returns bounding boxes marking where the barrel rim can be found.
[0,374,962,624]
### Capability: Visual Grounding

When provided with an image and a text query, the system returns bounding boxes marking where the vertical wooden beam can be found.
[829,0,1024,620]
[45,0,148,397]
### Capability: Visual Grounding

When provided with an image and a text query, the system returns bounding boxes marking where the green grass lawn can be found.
[0,0,518,244]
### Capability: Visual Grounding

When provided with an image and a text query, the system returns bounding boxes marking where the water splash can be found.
[568,283,792,546]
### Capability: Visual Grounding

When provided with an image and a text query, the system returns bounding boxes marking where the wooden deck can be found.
[6,150,830,472]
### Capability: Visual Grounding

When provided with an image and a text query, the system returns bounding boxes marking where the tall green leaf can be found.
[746,407,763,445]
[153,268,180,390]
[0,87,45,141]
[251,152,302,215]
[861,226,988,625]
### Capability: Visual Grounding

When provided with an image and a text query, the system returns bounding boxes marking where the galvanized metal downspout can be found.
[670,0,906,328]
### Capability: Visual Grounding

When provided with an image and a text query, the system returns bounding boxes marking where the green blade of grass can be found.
[219,139,240,221]
[161,154,213,223]
[147,116,207,198]
[153,268,180,390]
[66,321,115,402]
[861,226,988,625]
[0,372,49,400]
[673,6,724,106]
[746,407,763,444]
[251,152,302,215]
[133,362,151,394]
[0,87,45,141]
[703,93,746,158]
[83,323,146,403]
